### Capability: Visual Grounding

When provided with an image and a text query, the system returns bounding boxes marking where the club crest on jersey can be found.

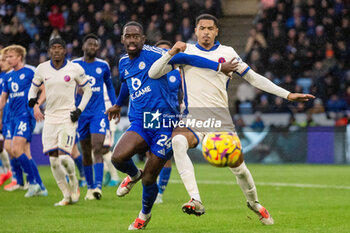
[96,67,102,74]
[19,74,25,80]
[138,61,146,70]
[218,57,226,63]
[169,75,176,83]
[131,77,142,90]
[64,75,71,82]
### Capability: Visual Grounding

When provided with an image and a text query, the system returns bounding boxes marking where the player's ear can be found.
[215,27,219,37]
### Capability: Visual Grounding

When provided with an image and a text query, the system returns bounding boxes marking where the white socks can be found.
[172,134,201,202]
[230,162,261,211]
[60,155,78,193]
[0,150,10,172]
[50,156,70,200]
[103,151,119,181]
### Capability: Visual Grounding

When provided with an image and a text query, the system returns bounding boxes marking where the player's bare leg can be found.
[112,131,148,197]
[171,127,205,216]
[129,152,167,230]
[90,133,105,199]
[229,155,274,225]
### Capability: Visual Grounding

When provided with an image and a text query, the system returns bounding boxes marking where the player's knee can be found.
[142,172,157,186]
[172,134,188,150]
[49,156,60,169]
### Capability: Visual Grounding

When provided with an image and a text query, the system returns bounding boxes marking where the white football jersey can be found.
[32,60,88,124]
[181,43,250,132]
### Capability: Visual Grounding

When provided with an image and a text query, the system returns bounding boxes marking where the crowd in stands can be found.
[0,0,222,93]
[1,0,349,123]
[239,0,350,122]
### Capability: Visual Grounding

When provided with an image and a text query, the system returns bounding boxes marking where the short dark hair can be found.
[195,14,218,27]
[155,40,172,48]
[122,21,144,34]
[83,33,99,43]
[49,38,66,48]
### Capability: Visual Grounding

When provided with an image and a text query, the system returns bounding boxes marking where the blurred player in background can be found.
[153,40,182,204]
[73,33,117,200]
[102,83,120,187]
[28,38,92,206]
[106,21,237,230]
[149,14,315,224]
[0,50,12,187]
[0,45,47,197]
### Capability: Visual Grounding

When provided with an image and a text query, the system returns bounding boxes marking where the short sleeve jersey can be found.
[73,58,114,115]
[3,65,35,119]
[32,60,88,124]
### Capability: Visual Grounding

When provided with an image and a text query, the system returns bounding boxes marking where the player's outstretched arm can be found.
[149,41,222,79]
[287,93,315,102]
[242,69,315,101]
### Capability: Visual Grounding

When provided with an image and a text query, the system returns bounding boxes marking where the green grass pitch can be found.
[1,164,350,233]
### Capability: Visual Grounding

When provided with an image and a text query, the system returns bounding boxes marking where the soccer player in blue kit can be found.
[106,21,237,230]
[73,34,117,200]
[0,45,47,197]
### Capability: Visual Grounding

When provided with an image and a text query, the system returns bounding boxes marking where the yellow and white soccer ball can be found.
[202,132,242,167]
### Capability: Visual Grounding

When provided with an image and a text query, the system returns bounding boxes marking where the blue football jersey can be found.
[0,71,5,94]
[118,45,178,122]
[166,69,181,110]
[73,58,116,115]
[3,65,35,119]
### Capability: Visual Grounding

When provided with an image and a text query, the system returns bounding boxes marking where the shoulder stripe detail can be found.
[24,64,36,71]
[32,81,43,87]
[72,57,83,62]
[79,80,89,87]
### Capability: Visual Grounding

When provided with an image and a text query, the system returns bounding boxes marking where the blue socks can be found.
[142,183,158,214]
[94,163,103,189]
[112,158,138,177]
[30,159,45,190]
[11,158,23,185]
[158,167,171,194]
[84,165,94,189]
[18,154,35,185]
[74,155,85,179]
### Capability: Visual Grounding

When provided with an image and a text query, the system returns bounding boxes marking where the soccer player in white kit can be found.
[28,38,92,206]
[149,14,315,224]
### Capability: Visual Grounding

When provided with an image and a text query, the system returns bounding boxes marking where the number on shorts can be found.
[156,134,172,149]
[66,135,74,146]
[100,118,106,128]
[18,121,27,132]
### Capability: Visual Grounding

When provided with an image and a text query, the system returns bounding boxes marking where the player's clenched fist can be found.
[168,41,187,56]
[220,57,239,76]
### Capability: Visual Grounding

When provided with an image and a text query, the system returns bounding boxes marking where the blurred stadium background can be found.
[1,0,350,232]
[0,0,347,165]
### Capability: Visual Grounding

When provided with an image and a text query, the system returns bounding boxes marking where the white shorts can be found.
[42,122,77,155]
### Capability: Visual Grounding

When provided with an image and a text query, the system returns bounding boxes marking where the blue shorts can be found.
[127,121,173,160]
[76,113,110,142]
[8,116,35,142]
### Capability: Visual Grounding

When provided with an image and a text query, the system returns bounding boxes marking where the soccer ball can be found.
[202,132,242,167]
